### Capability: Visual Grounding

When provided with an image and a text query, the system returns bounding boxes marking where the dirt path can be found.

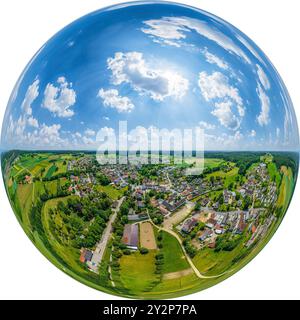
[149,219,233,280]
[163,268,193,280]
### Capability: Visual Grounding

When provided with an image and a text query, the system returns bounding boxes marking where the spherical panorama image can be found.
[1,1,299,299]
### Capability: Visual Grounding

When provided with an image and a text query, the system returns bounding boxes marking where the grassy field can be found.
[277,166,294,211]
[97,185,125,200]
[267,162,282,188]
[45,165,58,179]
[160,231,190,273]
[119,251,160,294]
[204,158,225,169]
[192,239,246,276]
[16,183,34,230]
[206,167,239,188]
[146,273,199,297]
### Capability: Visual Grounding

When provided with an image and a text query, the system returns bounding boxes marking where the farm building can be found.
[79,248,93,263]
[122,224,139,250]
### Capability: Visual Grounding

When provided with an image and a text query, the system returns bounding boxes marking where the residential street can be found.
[88,196,125,273]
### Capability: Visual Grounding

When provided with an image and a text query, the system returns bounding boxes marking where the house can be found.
[214,224,224,235]
[181,218,198,233]
[159,205,169,216]
[206,218,217,229]
[199,229,213,241]
[112,201,118,209]
[223,190,236,204]
[79,248,93,263]
[122,224,139,250]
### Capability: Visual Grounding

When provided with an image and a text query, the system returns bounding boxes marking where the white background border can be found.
[0,0,299,300]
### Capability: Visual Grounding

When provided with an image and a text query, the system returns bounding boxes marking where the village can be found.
[68,153,279,271]
[5,149,294,297]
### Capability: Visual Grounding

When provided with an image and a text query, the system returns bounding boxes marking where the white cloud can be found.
[85,128,96,136]
[211,101,241,130]
[36,124,64,145]
[21,79,40,116]
[256,64,270,90]
[98,88,134,113]
[236,34,265,66]
[198,71,245,130]
[198,121,216,130]
[199,71,243,108]
[82,136,95,145]
[5,116,66,148]
[141,17,250,63]
[256,83,270,126]
[43,77,76,118]
[74,132,82,138]
[249,129,256,137]
[27,116,39,128]
[103,116,110,121]
[203,49,229,70]
[107,51,189,101]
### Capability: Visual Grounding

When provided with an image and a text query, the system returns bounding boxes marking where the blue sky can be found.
[1,1,299,151]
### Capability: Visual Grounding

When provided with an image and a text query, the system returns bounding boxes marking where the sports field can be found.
[140,222,157,250]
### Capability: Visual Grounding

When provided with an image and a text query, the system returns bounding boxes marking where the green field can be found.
[45,164,58,179]
[97,185,125,200]
[277,166,294,211]
[206,166,239,187]
[204,158,225,169]
[119,251,160,294]
[15,183,34,230]
[160,231,190,273]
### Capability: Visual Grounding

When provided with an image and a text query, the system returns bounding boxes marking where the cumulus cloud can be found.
[211,101,241,130]
[256,83,270,126]
[203,49,229,70]
[107,51,189,101]
[21,79,40,116]
[43,77,76,118]
[199,71,243,108]
[37,124,64,145]
[98,88,134,113]
[141,17,250,63]
[198,71,245,130]
[256,64,270,90]
[5,115,66,147]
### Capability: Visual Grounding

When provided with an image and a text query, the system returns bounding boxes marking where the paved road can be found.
[88,197,125,273]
